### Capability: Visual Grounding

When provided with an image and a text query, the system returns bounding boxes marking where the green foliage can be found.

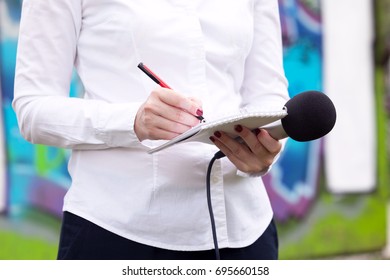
[279,196,386,259]
[374,0,390,65]
[0,231,58,260]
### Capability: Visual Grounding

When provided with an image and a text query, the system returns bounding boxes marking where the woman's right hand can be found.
[134,88,203,141]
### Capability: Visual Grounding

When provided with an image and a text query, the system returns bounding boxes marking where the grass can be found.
[0,231,58,260]
[0,208,61,260]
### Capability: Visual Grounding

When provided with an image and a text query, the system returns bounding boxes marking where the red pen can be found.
[138,62,205,122]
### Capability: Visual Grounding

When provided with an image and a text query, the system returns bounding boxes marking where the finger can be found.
[152,115,193,135]
[155,100,201,127]
[257,129,282,155]
[135,101,193,141]
[137,110,190,140]
[232,125,265,155]
[212,130,253,161]
[147,127,181,140]
[135,114,182,141]
[233,125,281,156]
[209,135,251,171]
[210,130,274,173]
[210,131,270,174]
[155,88,203,117]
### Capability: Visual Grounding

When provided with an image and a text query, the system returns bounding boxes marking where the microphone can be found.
[208,90,336,260]
[213,91,336,159]
[264,90,336,141]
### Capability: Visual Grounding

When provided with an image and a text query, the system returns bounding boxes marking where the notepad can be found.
[148,109,287,153]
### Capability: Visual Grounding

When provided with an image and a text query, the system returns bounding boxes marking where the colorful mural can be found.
[265,0,323,221]
[0,0,82,218]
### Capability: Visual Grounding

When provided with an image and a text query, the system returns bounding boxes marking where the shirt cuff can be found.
[95,102,144,148]
[236,167,270,178]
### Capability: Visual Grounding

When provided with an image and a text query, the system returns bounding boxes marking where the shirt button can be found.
[212,176,219,184]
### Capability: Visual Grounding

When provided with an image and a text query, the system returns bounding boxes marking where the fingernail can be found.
[196,109,203,116]
[214,131,222,138]
[234,125,243,133]
[209,136,216,143]
[254,128,261,135]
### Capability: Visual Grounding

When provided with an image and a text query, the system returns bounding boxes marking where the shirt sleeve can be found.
[238,0,290,177]
[12,0,142,150]
[240,0,289,111]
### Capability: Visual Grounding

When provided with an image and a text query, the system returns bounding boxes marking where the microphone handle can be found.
[261,120,288,140]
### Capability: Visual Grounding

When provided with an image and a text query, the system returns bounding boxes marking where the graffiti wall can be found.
[0,0,82,220]
[272,0,387,259]
[0,0,387,259]
[265,0,323,222]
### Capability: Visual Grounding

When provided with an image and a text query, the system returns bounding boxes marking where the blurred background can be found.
[0,0,389,260]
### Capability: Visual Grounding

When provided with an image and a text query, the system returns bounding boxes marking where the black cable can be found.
[206,150,225,260]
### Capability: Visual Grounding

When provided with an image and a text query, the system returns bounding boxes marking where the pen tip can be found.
[197,116,206,123]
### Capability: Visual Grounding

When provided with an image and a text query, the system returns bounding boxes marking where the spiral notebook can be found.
[148,109,287,153]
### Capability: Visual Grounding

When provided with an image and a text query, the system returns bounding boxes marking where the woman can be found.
[13,0,289,260]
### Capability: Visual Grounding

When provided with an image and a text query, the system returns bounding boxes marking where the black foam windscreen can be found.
[281,91,336,142]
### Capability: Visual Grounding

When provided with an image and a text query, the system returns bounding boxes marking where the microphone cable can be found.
[206,150,225,260]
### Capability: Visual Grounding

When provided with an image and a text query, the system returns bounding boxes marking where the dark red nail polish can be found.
[254,128,261,135]
[196,109,203,116]
[209,136,216,143]
[214,131,222,138]
[234,125,243,133]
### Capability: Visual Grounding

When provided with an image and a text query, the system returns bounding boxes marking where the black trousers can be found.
[57,211,278,260]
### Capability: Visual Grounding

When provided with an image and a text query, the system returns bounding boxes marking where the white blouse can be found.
[13,0,289,251]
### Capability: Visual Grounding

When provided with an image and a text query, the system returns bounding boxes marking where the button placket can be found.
[182,3,207,97]
[208,157,229,246]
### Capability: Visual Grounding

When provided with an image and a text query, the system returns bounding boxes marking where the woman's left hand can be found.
[209,125,282,174]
